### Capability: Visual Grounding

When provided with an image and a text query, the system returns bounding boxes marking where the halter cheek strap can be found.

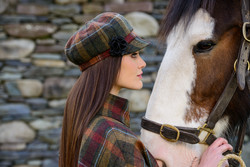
[247,71,250,90]
[237,0,250,90]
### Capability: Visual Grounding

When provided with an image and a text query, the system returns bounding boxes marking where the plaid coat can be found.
[78,94,158,167]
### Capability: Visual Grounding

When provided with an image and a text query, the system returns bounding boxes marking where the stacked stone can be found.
[0,0,169,166]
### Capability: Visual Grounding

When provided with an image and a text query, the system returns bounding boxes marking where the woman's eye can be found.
[193,40,216,54]
[131,53,138,58]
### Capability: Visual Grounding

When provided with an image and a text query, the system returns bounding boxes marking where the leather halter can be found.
[141,0,250,166]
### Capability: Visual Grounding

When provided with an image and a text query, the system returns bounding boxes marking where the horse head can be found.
[141,0,250,166]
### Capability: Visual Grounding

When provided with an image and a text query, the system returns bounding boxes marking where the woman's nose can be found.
[138,56,146,69]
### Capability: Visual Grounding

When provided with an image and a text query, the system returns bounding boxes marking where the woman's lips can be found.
[137,73,143,79]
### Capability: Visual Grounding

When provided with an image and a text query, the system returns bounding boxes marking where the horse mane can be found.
[159,0,216,41]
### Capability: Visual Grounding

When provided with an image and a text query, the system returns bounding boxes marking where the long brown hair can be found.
[59,56,122,167]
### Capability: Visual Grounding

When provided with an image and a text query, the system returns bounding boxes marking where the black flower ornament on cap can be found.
[109,36,128,57]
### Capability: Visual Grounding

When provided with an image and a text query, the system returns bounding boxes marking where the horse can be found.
[140,0,250,166]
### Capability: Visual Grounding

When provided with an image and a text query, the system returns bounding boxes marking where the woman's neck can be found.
[110,85,121,95]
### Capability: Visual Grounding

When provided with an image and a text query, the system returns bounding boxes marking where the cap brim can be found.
[125,36,150,54]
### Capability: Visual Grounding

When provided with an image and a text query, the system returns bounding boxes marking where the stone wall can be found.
[0,0,168,166]
[0,0,249,167]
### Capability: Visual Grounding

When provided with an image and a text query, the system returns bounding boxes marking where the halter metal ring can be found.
[243,22,250,42]
[160,124,180,142]
[234,60,250,72]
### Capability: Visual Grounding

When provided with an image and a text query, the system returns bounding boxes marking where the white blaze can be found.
[141,9,228,167]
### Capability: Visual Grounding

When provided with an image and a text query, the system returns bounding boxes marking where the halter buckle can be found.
[243,22,250,42]
[234,59,250,72]
[160,124,180,142]
[197,123,215,144]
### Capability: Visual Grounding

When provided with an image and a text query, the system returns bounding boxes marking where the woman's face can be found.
[112,51,146,94]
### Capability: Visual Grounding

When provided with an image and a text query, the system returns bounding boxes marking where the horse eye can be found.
[193,40,216,53]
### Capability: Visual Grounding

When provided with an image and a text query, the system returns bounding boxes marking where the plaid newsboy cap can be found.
[65,12,149,71]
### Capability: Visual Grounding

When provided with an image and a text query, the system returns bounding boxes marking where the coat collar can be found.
[98,94,130,127]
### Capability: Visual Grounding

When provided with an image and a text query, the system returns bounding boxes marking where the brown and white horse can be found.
[141,0,250,166]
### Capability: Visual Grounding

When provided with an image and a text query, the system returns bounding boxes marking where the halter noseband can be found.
[141,0,250,166]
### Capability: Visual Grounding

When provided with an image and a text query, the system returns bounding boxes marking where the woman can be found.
[59,12,232,167]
